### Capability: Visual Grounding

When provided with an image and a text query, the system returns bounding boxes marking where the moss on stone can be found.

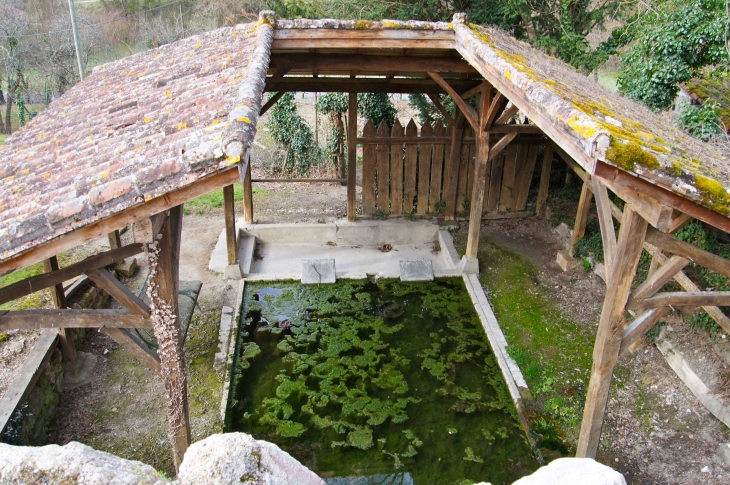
[606,138,661,172]
[695,175,730,214]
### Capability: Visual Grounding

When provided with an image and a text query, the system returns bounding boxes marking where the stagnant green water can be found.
[227,278,538,484]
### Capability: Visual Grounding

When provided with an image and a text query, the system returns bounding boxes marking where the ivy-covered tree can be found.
[617,0,728,111]
[357,93,397,128]
[677,100,725,141]
[267,92,324,176]
[316,93,348,179]
[407,93,455,126]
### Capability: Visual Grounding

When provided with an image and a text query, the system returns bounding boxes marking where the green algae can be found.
[228,279,537,484]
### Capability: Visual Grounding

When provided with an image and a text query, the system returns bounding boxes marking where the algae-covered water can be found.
[227,278,538,485]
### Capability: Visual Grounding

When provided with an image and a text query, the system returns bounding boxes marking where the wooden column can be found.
[592,177,617,283]
[577,206,648,458]
[147,206,191,470]
[223,185,237,266]
[536,144,554,217]
[347,92,358,221]
[240,152,254,225]
[43,256,76,362]
[571,178,593,250]
[465,82,493,261]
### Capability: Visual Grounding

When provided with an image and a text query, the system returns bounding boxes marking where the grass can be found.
[184,183,269,213]
[0,134,7,145]
[1,103,47,135]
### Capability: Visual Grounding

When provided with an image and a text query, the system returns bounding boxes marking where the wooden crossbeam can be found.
[483,92,509,130]
[494,104,520,126]
[102,328,160,373]
[264,66,291,90]
[618,307,670,358]
[86,268,150,317]
[571,179,594,249]
[0,309,151,331]
[645,228,730,279]
[271,28,454,49]
[427,93,454,125]
[488,133,518,161]
[591,178,617,282]
[632,291,730,310]
[259,91,284,116]
[269,54,478,74]
[460,84,482,100]
[426,71,479,130]
[0,243,144,306]
[627,255,689,308]
[267,78,480,94]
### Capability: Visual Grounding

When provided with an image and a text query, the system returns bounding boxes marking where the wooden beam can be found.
[632,291,730,310]
[259,91,284,116]
[269,53,478,74]
[488,133,518,162]
[571,179,593,249]
[86,268,150,317]
[42,256,66,311]
[536,144,554,217]
[460,84,482,100]
[553,143,589,183]
[618,307,670,358]
[272,37,454,50]
[483,92,508,130]
[0,244,144,306]
[592,178,617,282]
[223,185,237,266]
[577,207,648,458]
[264,66,291,91]
[427,93,454,125]
[668,213,693,234]
[268,78,479,94]
[494,104,520,126]
[43,256,75,363]
[347,92,358,222]
[103,328,161,373]
[427,71,479,131]
[272,28,454,42]
[240,151,254,225]
[0,309,151,331]
[0,168,240,278]
[645,228,730,280]
[148,207,190,470]
[627,256,690,308]
[252,178,347,183]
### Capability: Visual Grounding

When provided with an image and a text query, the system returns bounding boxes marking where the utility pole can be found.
[67,0,84,80]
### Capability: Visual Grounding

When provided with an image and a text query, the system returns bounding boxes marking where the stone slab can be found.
[717,443,730,465]
[224,264,243,280]
[302,259,336,284]
[399,260,434,281]
[556,248,580,271]
[63,351,98,391]
[512,458,626,485]
[459,256,479,274]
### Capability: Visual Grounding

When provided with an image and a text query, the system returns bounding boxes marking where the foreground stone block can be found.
[0,441,165,485]
[556,249,580,271]
[512,458,626,485]
[717,443,730,465]
[400,260,434,281]
[115,258,137,278]
[178,433,325,485]
[301,259,336,284]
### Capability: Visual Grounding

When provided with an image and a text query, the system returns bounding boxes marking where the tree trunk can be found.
[5,87,13,135]
[335,113,346,183]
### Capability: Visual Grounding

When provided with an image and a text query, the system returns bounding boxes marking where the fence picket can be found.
[361,120,376,216]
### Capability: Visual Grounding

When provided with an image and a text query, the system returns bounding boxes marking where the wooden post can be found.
[147,206,191,470]
[43,256,76,363]
[443,111,466,220]
[240,152,254,225]
[577,207,648,458]
[108,230,122,250]
[464,82,493,263]
[571,178,593,250]
[592,177,617,283]
[347,92,358,221]
[223,185,237,266]
[536,144,554,217]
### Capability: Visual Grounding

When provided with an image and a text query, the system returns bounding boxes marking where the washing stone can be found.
[400,260,434,281]
[302,259,336,284]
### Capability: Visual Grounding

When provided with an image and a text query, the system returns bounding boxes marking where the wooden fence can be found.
[360,118,542,219]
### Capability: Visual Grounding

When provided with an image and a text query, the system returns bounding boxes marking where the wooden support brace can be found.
[571,179,594,249]
[427,93,454,125]
[347,92,358,222]
[632,291,730,310]
[259,91,284,116]
[483,92,508,130]
[460,84,482,100]
[0,309,151,331]
[536,144,554,217]
[223,185,237,266]
[86,268,150,316]
[494,104,520,126]
[43,256,75,363]
[488,133,518,162]
[102,328,161,373]
[239,151,254,225]
[426,71,479,131]
[264,66,291,91]
[645,228,730,280]
[627,256,690,307]
[592,178,617,283]
[577,206,648,458]
[618,307,671,357]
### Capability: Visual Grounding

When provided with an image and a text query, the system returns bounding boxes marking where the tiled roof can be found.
[682,70,730,131]
[453,17,730,214]
[0,17,272,263]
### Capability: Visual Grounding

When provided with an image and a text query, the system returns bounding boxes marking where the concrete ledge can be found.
[221,281,245,423]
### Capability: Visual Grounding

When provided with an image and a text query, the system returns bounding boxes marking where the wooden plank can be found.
[0,309,151,331]
[252,178,347,183]
[417,122,433,214]
[103,328,161,373]
[592,177,617,282]
[273,29,455,41]
[0,244,145,307]
[361,120,377,216]
[43,257,66,311]
[270,78,479,95]
[577,207,648,459]
[571,180,594,248]
[264,66,291,91]
[627,256,690,308]
[536,144,554,217]
[618,307,671,358]
[428,121,446,213]
[645,228,730,280]
[269,53,478,74]
[347,92,358,221]
[87,268,151,317]
[272,38,455,50]
[358,136,450,144]
[259,91,284,116]
[43,256,75,362]
[0,330,58,436]
[241,155,254,225]
[390,120,405,215]
[426,71,479,131]
[0,167,241,279]
[486,147,504,213]
[108,230,122,250]
[632,291,730,310]
[443,112,465,219]
[514,143,539,211]
[427,94,454,125]
[498,143,519,212]
[455,133,470,215]
[403,120,419,213]
[376,120,391,213]
[494,104,520,126]
[223,185,237,266]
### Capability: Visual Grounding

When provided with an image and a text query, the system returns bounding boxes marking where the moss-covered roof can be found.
[452,16,730,215]
[682,69,730,131]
